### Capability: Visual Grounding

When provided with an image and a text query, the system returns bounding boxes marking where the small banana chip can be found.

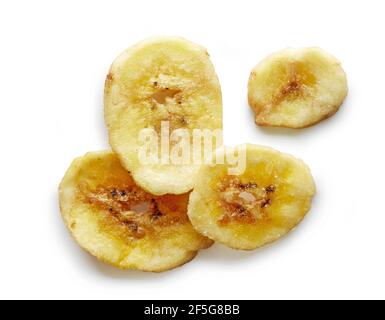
[59,151,212,272]
[248,47,348,128]
[104,37,223,195]
[188,145,316,250]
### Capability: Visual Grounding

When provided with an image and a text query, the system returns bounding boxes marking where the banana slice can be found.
[248,47,348,128]
[104,37,223,195]
[188,145,316,250]
[59,151,212,272]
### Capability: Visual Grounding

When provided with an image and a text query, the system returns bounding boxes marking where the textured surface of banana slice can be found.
[248,47,348,128]
[188,145,316,250]
[105,37,223,195]
[59,151,212,272]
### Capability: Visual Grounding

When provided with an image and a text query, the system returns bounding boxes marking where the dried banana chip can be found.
[188,145,316,250]
[105,37,223,195]
[59,151,212,272]
[248,47,348,128]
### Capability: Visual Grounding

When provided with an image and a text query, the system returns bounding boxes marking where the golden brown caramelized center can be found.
[273,62,316,106]
[217,178,276,226]
[151,86,182,104]
[82,184,189,240]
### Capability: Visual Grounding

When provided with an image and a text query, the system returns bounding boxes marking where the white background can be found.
[1,0,384,300]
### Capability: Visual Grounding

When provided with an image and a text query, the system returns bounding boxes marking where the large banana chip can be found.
[188,145,316,250]
[59,151,212,272]
[248,47,348,128]
[104,37,223,195]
